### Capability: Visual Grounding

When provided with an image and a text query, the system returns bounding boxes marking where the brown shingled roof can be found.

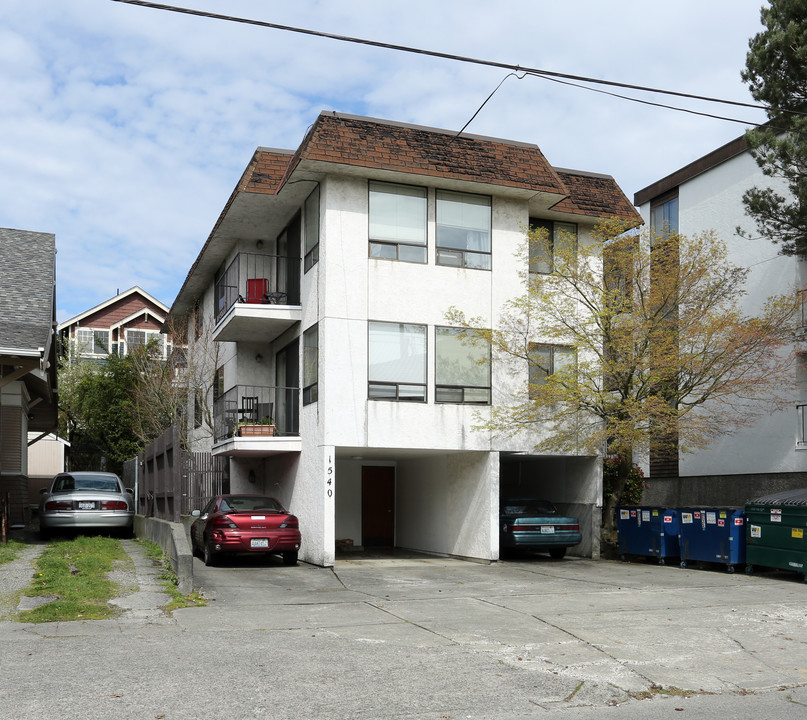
[287,112,569,196]
[239,147,295,195]
[554,169,641,223]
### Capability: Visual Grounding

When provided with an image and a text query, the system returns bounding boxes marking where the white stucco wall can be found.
[640,150,806,477]
[395,451,499,560]
[194,170,603,565]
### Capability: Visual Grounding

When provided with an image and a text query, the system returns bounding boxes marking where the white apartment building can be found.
[635,130,807,504]
[168,112,639,566]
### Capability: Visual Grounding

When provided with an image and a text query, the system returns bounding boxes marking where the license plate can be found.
[540,526,555,534]
[78,502,95,510]
[251,538,269,548]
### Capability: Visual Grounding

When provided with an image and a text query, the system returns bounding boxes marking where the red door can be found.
[362,466,395,547]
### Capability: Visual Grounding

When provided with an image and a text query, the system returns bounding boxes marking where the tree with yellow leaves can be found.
[447,219,799,533]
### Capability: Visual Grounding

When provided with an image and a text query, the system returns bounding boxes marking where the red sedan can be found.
[190,494,301,566]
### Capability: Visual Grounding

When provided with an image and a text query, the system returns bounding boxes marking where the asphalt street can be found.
[1,543,806,719]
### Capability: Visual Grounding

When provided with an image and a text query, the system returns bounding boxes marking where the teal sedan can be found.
[500,498,581,559]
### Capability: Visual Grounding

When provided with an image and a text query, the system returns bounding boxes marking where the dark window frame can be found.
[435,189,492,271]
[528,342,576,396]
[368,180,428,264]
[368,321,427,403]
[528,218,578,275]
[304,185,320,273]
[434,326,491,405]
[303,324,318,406]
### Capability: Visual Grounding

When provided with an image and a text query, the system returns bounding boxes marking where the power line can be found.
[111,0,782,122]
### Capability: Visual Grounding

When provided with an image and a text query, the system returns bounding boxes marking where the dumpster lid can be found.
[748,488,807,506]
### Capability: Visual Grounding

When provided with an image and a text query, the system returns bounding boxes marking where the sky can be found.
[1,0,770,323]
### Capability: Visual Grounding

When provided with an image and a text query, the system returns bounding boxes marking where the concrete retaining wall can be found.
[133,515,193,595]
[642,472,807,508]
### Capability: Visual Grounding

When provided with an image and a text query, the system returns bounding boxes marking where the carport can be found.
[334,449,499,562]
[500,453,601,558]
[332,450,601,562]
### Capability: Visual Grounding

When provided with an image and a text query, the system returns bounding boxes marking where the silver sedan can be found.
[39,471,135,539]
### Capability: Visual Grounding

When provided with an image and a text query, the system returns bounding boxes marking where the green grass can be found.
[136,538,206,610]
[0,538,25,566]
[17,535,128,623]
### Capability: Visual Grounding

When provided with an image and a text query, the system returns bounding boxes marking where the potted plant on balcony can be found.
[235,417,276,437]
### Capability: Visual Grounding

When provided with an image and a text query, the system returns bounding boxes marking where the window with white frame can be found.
[303,324,318,405]
[304,185,320,272]
[528,343,576,395]
[369,181,427,263]
[123,329,164,357]
[436,190,491,270]
[368,321,427,401]
[76,328,110,356]
[529,219,578,274]
[435,327,491,404]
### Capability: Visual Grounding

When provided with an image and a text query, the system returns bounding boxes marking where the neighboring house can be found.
[167,112,640,567]
[634,131,807,505]
[26,432,69,503]
[58,286,171,361]
[0,228,59,525]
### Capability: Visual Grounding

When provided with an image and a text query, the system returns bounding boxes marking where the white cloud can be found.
[0,0,768,321]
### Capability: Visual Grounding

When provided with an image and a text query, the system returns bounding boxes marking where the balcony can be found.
[214,252,301,343]
[213,384,301,457]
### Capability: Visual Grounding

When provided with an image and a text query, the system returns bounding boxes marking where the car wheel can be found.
[203,539,218,567]
[549,547,566,560]
[282,550,298,566]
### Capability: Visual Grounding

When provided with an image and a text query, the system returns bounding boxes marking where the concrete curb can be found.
[133,515,193,595]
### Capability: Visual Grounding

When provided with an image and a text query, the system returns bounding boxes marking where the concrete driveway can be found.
[2,547,806,718]
[180,550,807,716]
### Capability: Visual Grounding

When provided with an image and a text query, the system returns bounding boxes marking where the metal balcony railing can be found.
[215,252,301,324]
[213,384,300,443]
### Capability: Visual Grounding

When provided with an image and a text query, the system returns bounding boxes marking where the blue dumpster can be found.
[617,506,680,564]
[677,507,745,572]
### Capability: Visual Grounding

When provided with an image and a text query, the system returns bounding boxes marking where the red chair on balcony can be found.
[246,278,268,304]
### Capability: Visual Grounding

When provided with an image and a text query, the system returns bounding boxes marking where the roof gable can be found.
[553,169,640,222]
[58,286,169,331]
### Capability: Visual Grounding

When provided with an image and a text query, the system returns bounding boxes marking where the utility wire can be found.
[529,72,765,127]
[111,0,790,121]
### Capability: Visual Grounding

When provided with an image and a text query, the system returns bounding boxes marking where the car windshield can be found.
[502,500,557,516]
[52,474,120,493]
[219,496,284,513]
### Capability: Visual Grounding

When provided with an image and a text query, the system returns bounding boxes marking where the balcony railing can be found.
[215,252,301,324]
[214,384,300,443]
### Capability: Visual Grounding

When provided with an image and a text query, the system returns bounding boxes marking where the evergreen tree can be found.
[740,0,807,256]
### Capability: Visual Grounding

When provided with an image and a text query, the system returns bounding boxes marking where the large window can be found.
[435,327,490,404]
[528,343,576,394]
[436,190,491,270]
[368,322,427,401]
[304,185,320,272]
[303,324,318,405]
[76,328,109,356]
[124,329,163,356]
[650,193,679,238]
[369,181,427,263]
[529,219,578,274]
